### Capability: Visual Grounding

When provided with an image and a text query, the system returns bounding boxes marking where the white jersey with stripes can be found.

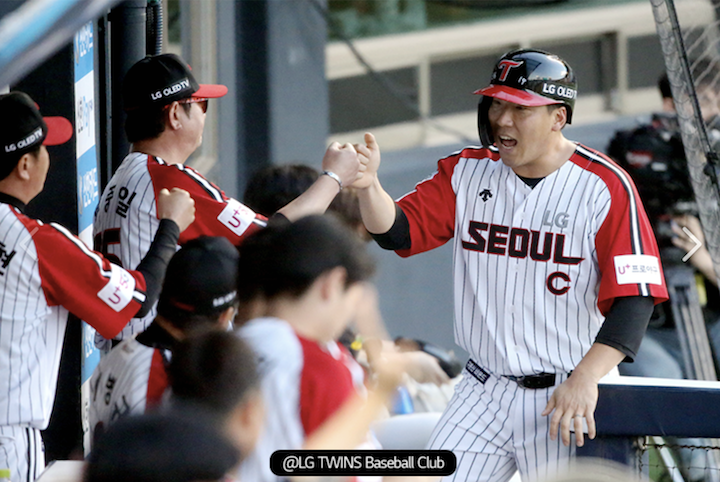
[88,336,169,446]
[394,143,669,376]
[0,198,146,429]
[93,152,266,341]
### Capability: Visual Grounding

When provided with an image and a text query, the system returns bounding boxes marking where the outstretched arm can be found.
[353,133,397,234]
[277,142,363,221]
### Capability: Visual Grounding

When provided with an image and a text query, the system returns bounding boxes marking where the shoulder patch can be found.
[97,263,137,312]
[614,254,662,286]
[217,198,256,236]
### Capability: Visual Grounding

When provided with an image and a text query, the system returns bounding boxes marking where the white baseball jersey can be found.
[238,317,366,482]
[0,196,147,482]
[392,144,668,482]
[93,152,266,341]
[396,144,668,376]
[88,336,169,445]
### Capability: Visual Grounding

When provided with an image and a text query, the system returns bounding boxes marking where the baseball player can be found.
[0,91,195,482]
[88,236,239,445]
[94,53,362,344]
[352,49,669,481]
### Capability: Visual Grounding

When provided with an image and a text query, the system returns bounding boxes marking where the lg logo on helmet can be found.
[542,83,576,99]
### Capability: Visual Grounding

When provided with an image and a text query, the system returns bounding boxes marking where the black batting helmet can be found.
[475,49,577,146]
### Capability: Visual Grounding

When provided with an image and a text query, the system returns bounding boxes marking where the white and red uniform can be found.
[94,153,266,341]
[390,144,668,481]
[238,317,367,482]
[0,196,147,482]
[87,336,169,444]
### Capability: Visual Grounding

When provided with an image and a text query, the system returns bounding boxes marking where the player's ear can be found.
[166,101,183,131]
[217,305,237,329]
[15,152,35,181]
[551,106,568,131]
[318,266,348,301]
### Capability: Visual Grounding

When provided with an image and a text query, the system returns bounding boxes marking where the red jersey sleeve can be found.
[573,150,669,314]
[21,216,146,338]
[298,337,355,436]
[147,159,266,245]
[395,152,464,257]
[146,349,169,410]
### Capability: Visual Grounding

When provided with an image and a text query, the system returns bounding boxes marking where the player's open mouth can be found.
[498,136,517,149]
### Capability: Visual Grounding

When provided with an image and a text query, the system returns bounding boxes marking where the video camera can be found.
[607,112,697,249]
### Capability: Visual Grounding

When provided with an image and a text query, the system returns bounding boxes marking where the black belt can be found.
[504,373,559,389]
[465,360,566,389]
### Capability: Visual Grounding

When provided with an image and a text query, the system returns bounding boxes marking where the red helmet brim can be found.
[473,85,560,107]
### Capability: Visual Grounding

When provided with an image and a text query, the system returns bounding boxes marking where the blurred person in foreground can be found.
[168,330,263,464]
[169,313,410,482]
[242,163,455,391]
[236,215,379,482]
[84,412,240,482]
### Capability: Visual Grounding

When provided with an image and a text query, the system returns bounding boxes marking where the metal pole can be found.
[109,0,146,174]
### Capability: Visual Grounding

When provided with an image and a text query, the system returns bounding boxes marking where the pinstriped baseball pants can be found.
[0,426,44,482]
[427,367,575,482]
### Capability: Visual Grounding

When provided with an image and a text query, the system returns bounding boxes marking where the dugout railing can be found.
[579,376,720,480]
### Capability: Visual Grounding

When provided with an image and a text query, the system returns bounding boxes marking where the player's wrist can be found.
[322,170,343,192]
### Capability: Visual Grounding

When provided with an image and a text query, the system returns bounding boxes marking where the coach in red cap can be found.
[94,53,365,347]
[0,91,195,482]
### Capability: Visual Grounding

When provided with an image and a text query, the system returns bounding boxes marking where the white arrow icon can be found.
[682,226,703,263]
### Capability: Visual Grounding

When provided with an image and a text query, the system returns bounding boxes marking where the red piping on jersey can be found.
[145,349,169,409]
[570,145,668,312]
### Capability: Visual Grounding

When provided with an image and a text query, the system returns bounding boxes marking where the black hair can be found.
[237,214,375,301]
[168,330,259,416]
[168,311,233,333]
[85,412,239,482]
[125,102,192,143]
[243,164,319,216]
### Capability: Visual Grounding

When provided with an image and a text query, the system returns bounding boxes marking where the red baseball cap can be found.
[0,91,73,179]
[123,54,228,110]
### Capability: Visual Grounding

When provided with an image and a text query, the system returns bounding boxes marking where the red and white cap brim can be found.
[43,116,73,146]
[193,84,228,99]
[474,85,560,107]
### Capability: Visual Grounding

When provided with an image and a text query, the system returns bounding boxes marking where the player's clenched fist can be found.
[157,187,195,232]
[322,141,360,188]
[352,132,380,190]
